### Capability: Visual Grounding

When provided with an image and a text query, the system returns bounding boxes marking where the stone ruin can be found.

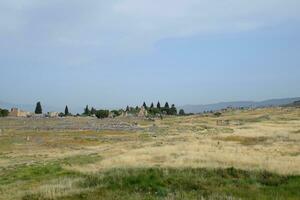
[138,106,148,117]
[216,120,230,126]
[9,108,32,117]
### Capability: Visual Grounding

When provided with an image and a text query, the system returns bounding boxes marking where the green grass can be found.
[60,154,102,166]
[56,168,300,200]
[0,163,76,185]
[1,160,300,199]
[0,153,101,186]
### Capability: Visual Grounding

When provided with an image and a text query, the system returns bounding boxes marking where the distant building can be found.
[47,112,59,118]
[9,108,32,117]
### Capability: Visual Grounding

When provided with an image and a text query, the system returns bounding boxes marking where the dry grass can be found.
[0,107,300,199]
[23,177,85,200]
[214,135,269,145]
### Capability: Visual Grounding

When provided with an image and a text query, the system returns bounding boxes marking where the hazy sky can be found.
[1,0,300,112]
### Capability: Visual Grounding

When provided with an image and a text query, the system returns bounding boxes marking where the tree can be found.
[143,102,147,109]
[35,102,42,114]
[91,107,97,115]
[0,108,9,117]
[84,105,90,116]
[164,102,170,109]
[179,109,185,116]
[111,110,121,117]
[157,101,161,109]
[95,110,109,119]
[150,103,154,108]
[148,108,160,116]
[65,105,69,116]
[170,104,177,115]
[161,102,171,115]
[126,106,130,112]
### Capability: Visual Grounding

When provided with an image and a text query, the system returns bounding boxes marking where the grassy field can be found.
[0,107,300,199]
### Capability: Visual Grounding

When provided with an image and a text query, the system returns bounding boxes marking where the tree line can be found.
[30,101,186,119]
[142,101,178,115]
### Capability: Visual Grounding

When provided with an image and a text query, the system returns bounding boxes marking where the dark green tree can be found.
[0,109,9,117]
[164,102,170,109]
[84,105,90,116]
[161,102,170,115]
[179,109,185,115]
[91,107,97,115]
[150,103,154,108]
[126,106,130,112]
[95,110,109,119]
[35,102,42,114]
[65,105,69,116]
[170,104,177,115]
[157,101,161,109]
[143,102,147,109]
[111,110,121,117]
[149,108,160,116]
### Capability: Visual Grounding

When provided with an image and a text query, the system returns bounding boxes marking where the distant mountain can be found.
[179,97,300,113]
[283,100,300,108]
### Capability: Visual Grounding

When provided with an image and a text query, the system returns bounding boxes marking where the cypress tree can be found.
[91,107,96,115]
[35,102,42,114]
[84,105,90,116]
[143,102,147,109]
[65,105,69,116]
[157,101,161,109]
[150,103,154,108]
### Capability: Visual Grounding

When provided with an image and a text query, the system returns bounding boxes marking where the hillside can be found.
[180,97,300,113]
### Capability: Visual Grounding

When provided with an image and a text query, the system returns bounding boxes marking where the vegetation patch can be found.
[53,167,300,200]
[292,130,300,134]
[241,115,271,123]
[61,154,102,166]
[0,162,76,185]
[214,136,268,146]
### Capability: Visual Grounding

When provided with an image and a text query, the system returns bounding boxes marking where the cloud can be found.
[0,0,299,64]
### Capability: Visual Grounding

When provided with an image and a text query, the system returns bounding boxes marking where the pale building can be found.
[47,112,59,118]
[9,108,32,117]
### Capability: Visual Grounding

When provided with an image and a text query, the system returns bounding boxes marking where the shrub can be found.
[214,112,222,117]
[179,109,185,116]
[95,110,109,119]
[0,108,9,117]
[111,110,121,117]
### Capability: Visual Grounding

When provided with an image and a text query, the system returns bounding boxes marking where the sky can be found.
[1,0,300,112]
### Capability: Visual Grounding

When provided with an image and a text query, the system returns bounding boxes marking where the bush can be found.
[214,112,222,117]
[0,108,9,117]
[179,109,185,116]
[148,108,160,116]
[95,110,109,119]
[111,110,121,117]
